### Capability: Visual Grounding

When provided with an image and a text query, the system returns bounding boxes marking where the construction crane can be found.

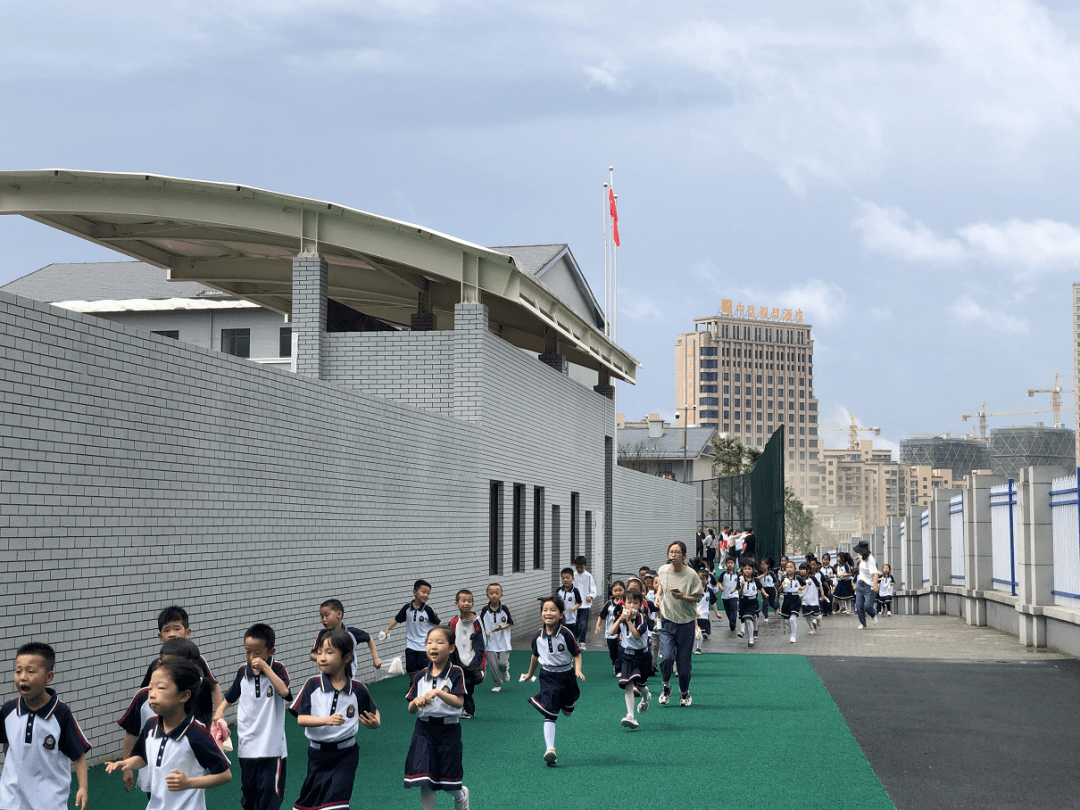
[1027,373,1074,427]
[962,402,1075,441]
[820,414,881,450]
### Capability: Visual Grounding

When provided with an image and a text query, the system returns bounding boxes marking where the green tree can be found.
[709,435,761,529]
[784,486,817,555]
[710,435,761,478]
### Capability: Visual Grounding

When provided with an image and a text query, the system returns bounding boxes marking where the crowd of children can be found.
[2,551,895,809]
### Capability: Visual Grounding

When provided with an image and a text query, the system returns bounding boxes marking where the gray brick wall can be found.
[0,291,691,762]
[612,466,697,578]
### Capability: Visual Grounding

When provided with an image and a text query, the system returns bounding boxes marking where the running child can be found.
[645,572,661,669]
[106,658,231,809]
[520,596,585,767]
[214,623,292,810]
[556,568,583,636]
[289,629,380,810]
[1,642,90,810]
[779,561,805,644]
[877,564,895,616]
[757,559,778,623]
[382,579,441,676]
[312,599,382,672]
[609,589,652,729]
[833,553,855,614]
[405,626,471,810]
[809,560,832,622]
[479,583,513,692]
[718,557,740,633]
[594,580,626,674]
[819,553,836,617]
[693,568,718,654]
[737,562,761,648]
[139,606,222,708]
[799,563,822,634]
[447,590,485,718]
[572,556,597,650]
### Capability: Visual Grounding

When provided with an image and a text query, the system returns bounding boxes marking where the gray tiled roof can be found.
[1,261,223,302]
[617,426,718,459]
[489,244,567,276]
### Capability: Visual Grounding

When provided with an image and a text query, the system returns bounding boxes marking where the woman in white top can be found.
[852,540,880,629]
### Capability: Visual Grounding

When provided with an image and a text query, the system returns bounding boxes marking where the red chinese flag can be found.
[609,188,620,247]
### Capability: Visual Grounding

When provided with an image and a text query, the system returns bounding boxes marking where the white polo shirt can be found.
[131,713,230,810]
[0,689,90,810]
[478,604,514,653]
[117,686,156,793]
[405,662,465,721]
[393,603,441,652]
[530,626,580,672]
[555,586,582,627]
[289,675,377,745]
[222,659,291,759]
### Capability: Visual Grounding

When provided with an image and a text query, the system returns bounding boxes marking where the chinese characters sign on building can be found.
[720,299,802,323]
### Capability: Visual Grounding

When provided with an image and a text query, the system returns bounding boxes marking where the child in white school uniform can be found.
[594,580,626,675]
[609,589,653,729]
[107,658,231,810]
[405,626,471,810]
[479,582,514,692]
[737,562,761,648]
[876,564,895,616]
[718,557,740,633]
[799,563,822,634]
[289,629,380,810]
[214,623,292,810]
[779,561,805,643]
[694,568,718,654]
[382,579,441,676]
[520,595,585,767]
[1,642,90,810]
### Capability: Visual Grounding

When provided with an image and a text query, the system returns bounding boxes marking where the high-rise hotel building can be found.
[675,301,822,502]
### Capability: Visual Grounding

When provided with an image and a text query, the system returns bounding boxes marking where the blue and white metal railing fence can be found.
[899,522,907,589]
[949,494,965,583]
[989,479,1018,596]
[921,510,931,584]
[1049,469,1080,608]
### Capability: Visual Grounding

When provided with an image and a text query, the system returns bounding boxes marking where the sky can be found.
[3,0,1080,454]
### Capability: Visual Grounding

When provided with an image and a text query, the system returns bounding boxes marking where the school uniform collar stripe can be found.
[153,711,196,741]
[318,673,353,693]
[16,687,58,719]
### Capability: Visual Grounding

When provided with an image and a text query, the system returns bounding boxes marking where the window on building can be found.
[151,330,179,340]
[533,486,544,569]
[700,346,718,356]
[723,372,730,381]
[700,359,718,369]
[279,327,292,357]
[570,492,580,562]
[701,372,718,381]
[699,397,719,406]
[512,484,525,573]
[221,328,250,358]
[489,481,503,575]
[700,385,718,393]
[701,410,719,419]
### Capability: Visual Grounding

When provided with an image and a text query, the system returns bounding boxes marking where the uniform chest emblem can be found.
[346,705,356,718]
[43,734,56,750]
[557,644,565,652]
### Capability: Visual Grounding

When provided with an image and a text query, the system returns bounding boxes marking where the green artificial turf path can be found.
[74,652,895,809]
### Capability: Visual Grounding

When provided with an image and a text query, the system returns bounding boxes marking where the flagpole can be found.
[609,166,616,341]
[603,182,610,337]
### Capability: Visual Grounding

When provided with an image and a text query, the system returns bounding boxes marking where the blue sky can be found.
[3,0,1080,453]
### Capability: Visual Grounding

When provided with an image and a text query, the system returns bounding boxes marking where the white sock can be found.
[789,615,798,636]
[746,619,755,637]
[421,785,437,810]
[806,615,815,629]
[624,686,636,714]
[450,789,465,806]
[695,636,702,651]
[543,720,556,749]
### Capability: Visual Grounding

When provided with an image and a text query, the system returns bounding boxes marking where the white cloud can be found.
[583,59,626,91]
[818,405,884,450]
[855,201,1080,273]
[618,289,666,323]
[853,202,965,263]
[949,295,1029,333]
[776,280,847,328]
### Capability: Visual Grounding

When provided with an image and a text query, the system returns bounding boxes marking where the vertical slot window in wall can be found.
[489,481,503,576]
[512,483,525,573]
[533,486,545,569]
[584,510,593,565]
[279,327,293,357]
[570,491,580,562]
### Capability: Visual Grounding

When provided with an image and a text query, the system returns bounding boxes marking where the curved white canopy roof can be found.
[0,169,638,383]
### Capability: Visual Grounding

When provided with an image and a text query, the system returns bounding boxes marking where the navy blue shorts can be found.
[696,617,712,636]
[606,636,621,666]
[406,648,428,674]
[801,603,821,616]
[617,647,653,689]
[528,668,579,721]
[738,596,759,621]
[780,594,801,618]
[240,756,286,810]
[404,718,463,791]
[293,744,357,810]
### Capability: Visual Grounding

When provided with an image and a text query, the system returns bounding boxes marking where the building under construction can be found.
[899,436,990,478]
[989,424,1076,478]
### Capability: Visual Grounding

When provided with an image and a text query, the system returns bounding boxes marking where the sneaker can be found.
[544,748,557,766]
[694,649,702,655]
[580,643,587,651]
[621,713,639,729]
[789,635,796,643]
[455,785,470,810]
[461,711,474,719]
[887,610,892,617]
[679,693,693,707]
[856,625,863,630]
[872,615,878,625]
[659,684,671,705]
[491,685,501,692]
[637,690,651,714]
[748,640,754,648]
[763,617,769,623]
[737,630,744,638]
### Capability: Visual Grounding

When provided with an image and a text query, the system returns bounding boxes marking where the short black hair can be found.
[16,641,55,671]
[574,556,587,566]
[157,605,189,631]
[560,567,574,575]
[320,599,344,614]
[624,589,642,603]
[159,637,201,662]
[456,589,473,600]
[245,623,276,650]
[413,579,431,591]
